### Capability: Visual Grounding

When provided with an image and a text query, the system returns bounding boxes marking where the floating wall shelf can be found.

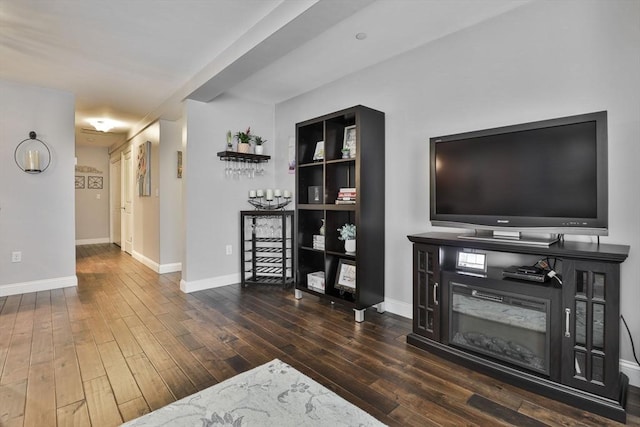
[217,151,270,163]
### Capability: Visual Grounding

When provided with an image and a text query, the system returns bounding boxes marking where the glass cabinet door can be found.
[562,260,620,400]
[413,245,440,340]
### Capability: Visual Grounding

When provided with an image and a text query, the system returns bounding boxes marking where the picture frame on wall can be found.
[137,140,151,196]
[75,176,85,189]
[177,150,183,178]
[343,125,356,158]
[88,176,103,189]
[335,258,356,293]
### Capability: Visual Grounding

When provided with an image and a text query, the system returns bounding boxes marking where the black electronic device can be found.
[429,111,608,244]
[502,265,549,283]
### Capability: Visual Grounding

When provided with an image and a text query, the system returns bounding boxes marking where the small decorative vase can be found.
[319,219,325,236]
[344,239,356,254]
[342,150,350,159]
[254,145,264,155]
[237,143,251,153]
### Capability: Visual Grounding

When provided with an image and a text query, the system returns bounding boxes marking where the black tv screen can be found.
[430,111,608,236]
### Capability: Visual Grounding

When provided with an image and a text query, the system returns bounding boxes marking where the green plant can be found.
[337,223,356,240]
[254,136,267,146]
[235,127,253,145]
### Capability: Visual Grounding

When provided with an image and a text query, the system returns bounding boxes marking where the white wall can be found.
[130,123,161,269]
[181,95,275,292]
[75,145,110,244]
[0,80,77,295]
[274,0,640,376]
[158,119,183,271]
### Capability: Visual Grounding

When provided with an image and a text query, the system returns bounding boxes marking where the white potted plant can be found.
[254,136,266,155]
[337,223,356,254]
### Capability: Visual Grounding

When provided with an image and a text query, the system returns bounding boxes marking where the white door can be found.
[122,150,133,254]
[110,158,122,246]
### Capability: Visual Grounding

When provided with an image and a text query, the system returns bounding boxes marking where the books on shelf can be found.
[337,187,356,204]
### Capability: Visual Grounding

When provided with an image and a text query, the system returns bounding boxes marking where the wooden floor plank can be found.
[83,375,123,427]
[23,361,56,427]
[56,400,91,427]
[97,340,142,405]
[0,380,27,425]
[53,343,85,408]
[2,243,638,427]
[125,353,175,411]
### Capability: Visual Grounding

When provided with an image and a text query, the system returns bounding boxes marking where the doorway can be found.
[110,157,122,246]
[122,150,133,254]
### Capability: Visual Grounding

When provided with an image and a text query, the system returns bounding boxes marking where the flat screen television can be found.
[430,111,608,246]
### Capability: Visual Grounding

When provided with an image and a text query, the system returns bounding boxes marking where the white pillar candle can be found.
[256,189,264,198]
[249,190,256,198]
[265,189,274,201]
[283,190,291,198]
[274,189,282,197]
[26,150,40,171]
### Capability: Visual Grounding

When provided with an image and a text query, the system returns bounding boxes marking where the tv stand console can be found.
[407,232,630,423]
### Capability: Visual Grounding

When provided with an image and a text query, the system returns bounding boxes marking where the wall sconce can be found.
[14,131,51,173]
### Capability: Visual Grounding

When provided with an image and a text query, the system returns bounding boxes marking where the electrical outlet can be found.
[225,245,232,255]
[11,251,22,262]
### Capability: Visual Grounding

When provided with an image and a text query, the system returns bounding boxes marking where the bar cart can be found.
[240,210,294,287]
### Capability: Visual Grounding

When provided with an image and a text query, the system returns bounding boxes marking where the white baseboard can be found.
[159,262,182,274]
[621,359,640,388]
[180,273,241,293]
[132,250,182,274]
[384,297,412,319]
[0,275,78,297]
[76,237,110,245]
[132,250,159,272]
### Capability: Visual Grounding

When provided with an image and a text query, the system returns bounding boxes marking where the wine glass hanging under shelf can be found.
[217,151,270,179]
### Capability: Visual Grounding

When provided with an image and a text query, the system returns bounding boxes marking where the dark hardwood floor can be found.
[0,243,638,426]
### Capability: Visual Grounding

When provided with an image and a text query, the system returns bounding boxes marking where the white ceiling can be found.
[0,0,530,147]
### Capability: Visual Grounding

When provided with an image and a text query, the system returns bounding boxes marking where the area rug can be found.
[122,359,385,426]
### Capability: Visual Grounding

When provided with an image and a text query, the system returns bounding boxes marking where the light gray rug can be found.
[122,359,385,426]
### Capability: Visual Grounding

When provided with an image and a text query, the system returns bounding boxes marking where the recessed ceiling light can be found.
[355,32,367,40]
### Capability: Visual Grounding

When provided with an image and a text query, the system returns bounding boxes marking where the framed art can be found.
[75,176,85,189]
[335,258,356,293]
[137,140,151,196]
[343,125,356,158]
[177,150,183,178]
[88,176,103,189]
[312,140,324,161]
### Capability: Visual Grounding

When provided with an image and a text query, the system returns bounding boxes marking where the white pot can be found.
[254,145,264,155]
[344,239,356,254]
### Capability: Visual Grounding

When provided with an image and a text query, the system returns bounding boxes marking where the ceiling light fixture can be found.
[87,118,120,133]
[355,32,367,40]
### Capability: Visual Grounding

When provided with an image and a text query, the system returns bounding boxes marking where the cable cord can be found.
[621,314,640,367]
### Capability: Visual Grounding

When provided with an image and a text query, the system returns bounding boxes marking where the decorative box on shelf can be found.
[312,235,325,250]
[308,186,322,204]
[307,271,325,293]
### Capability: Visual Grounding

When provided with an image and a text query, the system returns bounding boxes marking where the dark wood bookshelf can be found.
[294,105,385,322]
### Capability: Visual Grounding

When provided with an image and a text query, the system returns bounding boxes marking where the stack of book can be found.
[312,235,325,250]
[336,187,356,204]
